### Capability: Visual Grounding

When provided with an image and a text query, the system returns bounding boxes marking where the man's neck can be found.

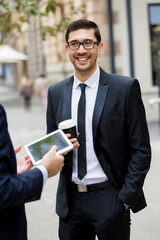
[75,66,97,83]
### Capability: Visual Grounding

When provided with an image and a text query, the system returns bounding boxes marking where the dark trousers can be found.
[24,96,31,110]
[59,185,131,240]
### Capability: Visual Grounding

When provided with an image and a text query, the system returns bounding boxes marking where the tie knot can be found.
[79,83,86,92]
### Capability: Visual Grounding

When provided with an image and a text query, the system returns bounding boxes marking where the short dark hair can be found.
[65,19,101,43]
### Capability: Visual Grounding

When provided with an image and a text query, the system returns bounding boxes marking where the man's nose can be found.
[77,44,87,52]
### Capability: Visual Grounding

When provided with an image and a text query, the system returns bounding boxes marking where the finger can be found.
[25,157,31,163]
[27,161,33,168]
[72,142,80,149]
[59,154,64,160]
[50,145,58,153]
[70,138,78,143]
[73,141,80,146]
[24,154,30,160]
[65,133,71,138]
[14,145,22,154]
[63,141,79,155]
[28,161,34,168]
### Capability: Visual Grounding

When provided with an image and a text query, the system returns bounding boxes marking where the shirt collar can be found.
[73,65,100,90]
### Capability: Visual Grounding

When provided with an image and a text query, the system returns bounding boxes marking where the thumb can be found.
[14,145,22,154]
[50,145,58,153]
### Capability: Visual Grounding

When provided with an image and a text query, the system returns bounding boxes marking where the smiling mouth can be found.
[76,57,89,61]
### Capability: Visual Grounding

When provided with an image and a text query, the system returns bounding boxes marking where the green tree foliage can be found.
[0,0,84,44]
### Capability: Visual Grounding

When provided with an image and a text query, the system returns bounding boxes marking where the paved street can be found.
[1,86,160,239]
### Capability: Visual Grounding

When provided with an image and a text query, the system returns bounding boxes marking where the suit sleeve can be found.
[0,105,43,209]
[119,79,151,209]
[46,86,57,134]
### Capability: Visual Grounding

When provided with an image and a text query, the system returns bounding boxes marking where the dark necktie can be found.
[77,83,87,180]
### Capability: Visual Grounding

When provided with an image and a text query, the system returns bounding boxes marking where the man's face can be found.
[65,28,103,78]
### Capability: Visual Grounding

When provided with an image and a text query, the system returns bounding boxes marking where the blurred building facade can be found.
[0,7,28,90]
[1,0,160,122]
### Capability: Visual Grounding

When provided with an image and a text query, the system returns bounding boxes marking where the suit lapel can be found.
[63,76,74,120]
[92,68,109,142]
[62,70,108,142]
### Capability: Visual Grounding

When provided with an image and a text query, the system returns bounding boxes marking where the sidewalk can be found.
[0,84,20,104]
[1,85,160,240]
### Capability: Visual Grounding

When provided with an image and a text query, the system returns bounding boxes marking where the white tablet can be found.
[25,129,73,165]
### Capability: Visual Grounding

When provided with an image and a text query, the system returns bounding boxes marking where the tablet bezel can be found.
[25,129,73,165]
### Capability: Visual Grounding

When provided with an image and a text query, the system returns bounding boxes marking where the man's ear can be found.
[65,44,69,51]
[98,42,103,54]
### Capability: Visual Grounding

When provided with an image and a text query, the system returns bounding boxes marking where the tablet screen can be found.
[25,129,73,165]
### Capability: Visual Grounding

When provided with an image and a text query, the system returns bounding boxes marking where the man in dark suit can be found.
[0,104,65,240]
[47,19,151,240]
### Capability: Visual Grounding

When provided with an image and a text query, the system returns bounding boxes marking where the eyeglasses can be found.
[67,40,100,50]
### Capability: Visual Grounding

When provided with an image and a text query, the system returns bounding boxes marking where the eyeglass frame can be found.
[67,39,100,50]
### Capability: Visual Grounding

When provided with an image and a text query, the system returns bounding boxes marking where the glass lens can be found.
[69,41,79,49]
[83,40,94,49]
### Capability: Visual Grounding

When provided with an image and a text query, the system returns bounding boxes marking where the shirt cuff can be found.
[37,165,48,187]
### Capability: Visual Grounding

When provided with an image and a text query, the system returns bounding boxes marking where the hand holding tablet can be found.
[41,145,65,177]
[25,129,73,165]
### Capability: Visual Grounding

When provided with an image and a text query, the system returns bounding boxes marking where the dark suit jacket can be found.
[47,68,151,219]
[0,104,43,240]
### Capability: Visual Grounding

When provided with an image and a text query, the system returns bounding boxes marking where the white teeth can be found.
[78,58,88,60]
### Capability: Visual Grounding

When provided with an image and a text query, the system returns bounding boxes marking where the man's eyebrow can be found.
[69,39,93,42]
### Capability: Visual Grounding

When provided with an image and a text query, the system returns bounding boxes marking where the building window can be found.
[148,4,160,86]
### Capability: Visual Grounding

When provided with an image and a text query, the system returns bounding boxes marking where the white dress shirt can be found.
[71,65,108,185]
[37,165,48,187]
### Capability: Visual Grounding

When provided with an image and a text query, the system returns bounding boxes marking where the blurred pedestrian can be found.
[20,75,33,110]
[34,74,48,108]
[0,103,66,240]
